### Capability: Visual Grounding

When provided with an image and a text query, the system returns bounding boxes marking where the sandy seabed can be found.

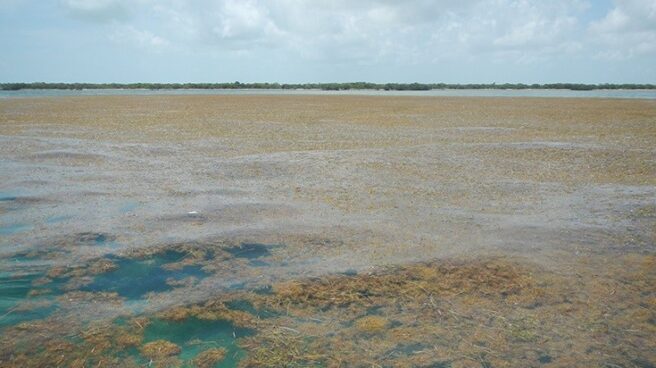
[0,95,654,367]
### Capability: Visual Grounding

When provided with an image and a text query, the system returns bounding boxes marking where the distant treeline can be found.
[2,82,655,91]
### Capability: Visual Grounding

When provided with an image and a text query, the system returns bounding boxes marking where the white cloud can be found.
[2,0,653,82]
[589,0,656,59]
[109,25,169,50]
[591,0,656,33]
[57,0,654,64]
[214,1,271,40]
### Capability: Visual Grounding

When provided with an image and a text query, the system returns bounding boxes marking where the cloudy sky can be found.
[1,0,655,83]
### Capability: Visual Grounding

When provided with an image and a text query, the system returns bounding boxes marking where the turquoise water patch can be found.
[0,223,33,235]
[81,251,208,299]
[0,302,57,328]
[140,317,253,366]
[0,270,65,329]
[6,250,40,262]
[93,233,108,245]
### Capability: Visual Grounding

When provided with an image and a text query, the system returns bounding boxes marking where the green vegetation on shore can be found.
[2,81,655,91]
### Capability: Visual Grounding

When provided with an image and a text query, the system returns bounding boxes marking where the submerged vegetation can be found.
[1,253,654,367]
[2,81,655,91]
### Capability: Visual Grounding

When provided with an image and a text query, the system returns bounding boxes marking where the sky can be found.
[0,0,655,83]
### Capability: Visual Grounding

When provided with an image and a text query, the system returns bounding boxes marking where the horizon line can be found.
[3,82,656,91]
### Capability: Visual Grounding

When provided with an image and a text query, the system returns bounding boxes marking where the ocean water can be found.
[0,88,655,99]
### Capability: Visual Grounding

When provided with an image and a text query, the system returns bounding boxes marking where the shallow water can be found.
[0,269,64,328]
[1,88,655,99]
[81,252,208,299]
[0,95,654,367]
[0,223,32,235]
[141,318,251,364]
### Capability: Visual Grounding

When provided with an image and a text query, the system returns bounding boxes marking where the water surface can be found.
[1,88,655,99]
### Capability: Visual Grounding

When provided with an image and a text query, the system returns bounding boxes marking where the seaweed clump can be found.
[140,339,181,359]
[269,258,536,310]
[354,316,388,334]
[193,348,227,368]
[236,255,656,368]
[156,300,262,329]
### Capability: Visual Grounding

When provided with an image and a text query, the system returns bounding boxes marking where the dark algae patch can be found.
[224,243,273,259]
[72,232,116,246]
[538,353,553,364]
[79,232,109,245]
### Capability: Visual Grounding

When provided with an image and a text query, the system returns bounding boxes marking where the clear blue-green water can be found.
[0,241,253,366]
[81,251,208,299]
[0,269,65,328]
[138,318,252,366]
